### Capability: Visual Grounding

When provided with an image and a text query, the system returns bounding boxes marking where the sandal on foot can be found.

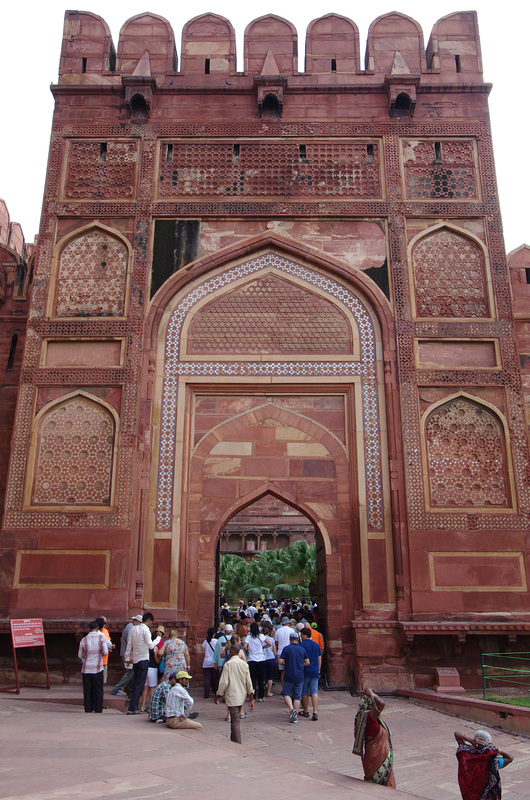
[300,710,310,717]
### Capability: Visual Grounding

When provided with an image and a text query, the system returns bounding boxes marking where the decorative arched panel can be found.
[424,396,511,509]
[54,226,129,318]
[411,226,490,319]
[31,394,117,507]
[305,14,360,75]
[186,272,354,355]
[244,15,298,75]
[117,13,177,75]
[366,12,425,74]
[155,251,384,534]
[181,13,236,75]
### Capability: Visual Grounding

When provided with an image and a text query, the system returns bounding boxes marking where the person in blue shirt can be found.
[299,627,321,721]
[278,631,309,724]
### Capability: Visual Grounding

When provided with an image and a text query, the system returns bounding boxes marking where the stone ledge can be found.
[397,688,530,737]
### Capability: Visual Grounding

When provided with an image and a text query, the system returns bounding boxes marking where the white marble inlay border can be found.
[156,254,383,531]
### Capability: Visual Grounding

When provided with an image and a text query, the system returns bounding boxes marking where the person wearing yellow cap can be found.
[165,670,202,731]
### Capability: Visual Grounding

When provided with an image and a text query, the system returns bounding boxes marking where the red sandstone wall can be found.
[0,202,31,615]
[1,10,529,689]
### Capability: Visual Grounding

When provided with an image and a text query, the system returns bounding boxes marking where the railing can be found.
[481,651,530,698]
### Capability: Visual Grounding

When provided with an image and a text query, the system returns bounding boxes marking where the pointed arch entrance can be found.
[217,491,327,649]
[145,245,396,686]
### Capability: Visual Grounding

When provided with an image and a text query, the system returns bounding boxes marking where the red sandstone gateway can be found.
[1,9,529,690]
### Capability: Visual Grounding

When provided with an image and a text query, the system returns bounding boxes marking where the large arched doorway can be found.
[217,493,327,649]
[145,242,396,686]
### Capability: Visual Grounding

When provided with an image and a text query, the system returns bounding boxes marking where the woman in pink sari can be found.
[352,687,396,788]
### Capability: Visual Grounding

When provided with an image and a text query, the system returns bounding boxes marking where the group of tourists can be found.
[79,607,514,798]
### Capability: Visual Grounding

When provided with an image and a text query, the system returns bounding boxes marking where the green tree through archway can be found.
[220,540,316,603]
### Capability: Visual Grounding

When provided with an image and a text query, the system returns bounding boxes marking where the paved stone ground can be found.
[0,686,529,800]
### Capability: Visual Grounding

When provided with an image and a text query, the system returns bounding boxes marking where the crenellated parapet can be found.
[57,9,484,86]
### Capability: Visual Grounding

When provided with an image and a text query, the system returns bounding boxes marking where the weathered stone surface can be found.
[0,10,529,692]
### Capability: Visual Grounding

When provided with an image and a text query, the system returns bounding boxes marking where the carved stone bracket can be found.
[254,76,287,118]
[350,619,530,655]
[122,75,157,119]
[384,74,420,117]
[399,620,530,650]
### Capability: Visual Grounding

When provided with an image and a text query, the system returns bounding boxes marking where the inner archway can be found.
[217,492,327,668]
[147,245,397,687]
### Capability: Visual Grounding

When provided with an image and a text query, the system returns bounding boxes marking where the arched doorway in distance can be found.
[216,492,327,673]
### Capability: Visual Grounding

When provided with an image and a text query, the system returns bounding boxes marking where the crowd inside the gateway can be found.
[77,601,514,795]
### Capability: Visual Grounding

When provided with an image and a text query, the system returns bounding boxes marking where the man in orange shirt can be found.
[97,616,114,683]
[305,622,324,653]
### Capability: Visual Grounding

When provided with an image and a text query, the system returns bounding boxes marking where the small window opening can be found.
[299,144,307,163]
[233,143,240,162]
[366,144,374,164]
[525,268,530,285]
[205,58,210,75]
[130,94,148,120]
[7,333,17,372]
[166,143,173,163]
[262,93,280,119]
[331,58,337,72]
[394,93,412,117]
[108,47,116,72]
[434,141,443,164]
[99,142,107,162]
[81,57,87,74]
[455,55,462,73]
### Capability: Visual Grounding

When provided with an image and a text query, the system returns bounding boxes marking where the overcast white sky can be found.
[2,2,528,251]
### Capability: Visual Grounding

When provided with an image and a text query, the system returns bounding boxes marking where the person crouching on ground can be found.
[454,729,513,800]
[165,670,202,731]
[148,677,171,723]
[352,687,396,788]
[278,631,309,724]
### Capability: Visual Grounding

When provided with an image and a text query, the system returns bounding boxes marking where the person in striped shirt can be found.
[148,678,171,723]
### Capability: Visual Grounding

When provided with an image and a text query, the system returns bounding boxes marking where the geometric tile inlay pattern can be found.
[64,140,138,200]
[156,253,383,531]
[187,273,352,354]
[412,229,488,318]
[33,396,114,505]
[158,141,382,199]
[56,229,128,317]
[403,139,477,200]
[426,398,509,508]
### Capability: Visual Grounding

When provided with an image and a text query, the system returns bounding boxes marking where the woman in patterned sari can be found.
[161,629,190,682]
[454,730,513,800]
[352,687,396,788]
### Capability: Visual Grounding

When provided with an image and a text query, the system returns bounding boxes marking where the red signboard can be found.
[10,618,45,649]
